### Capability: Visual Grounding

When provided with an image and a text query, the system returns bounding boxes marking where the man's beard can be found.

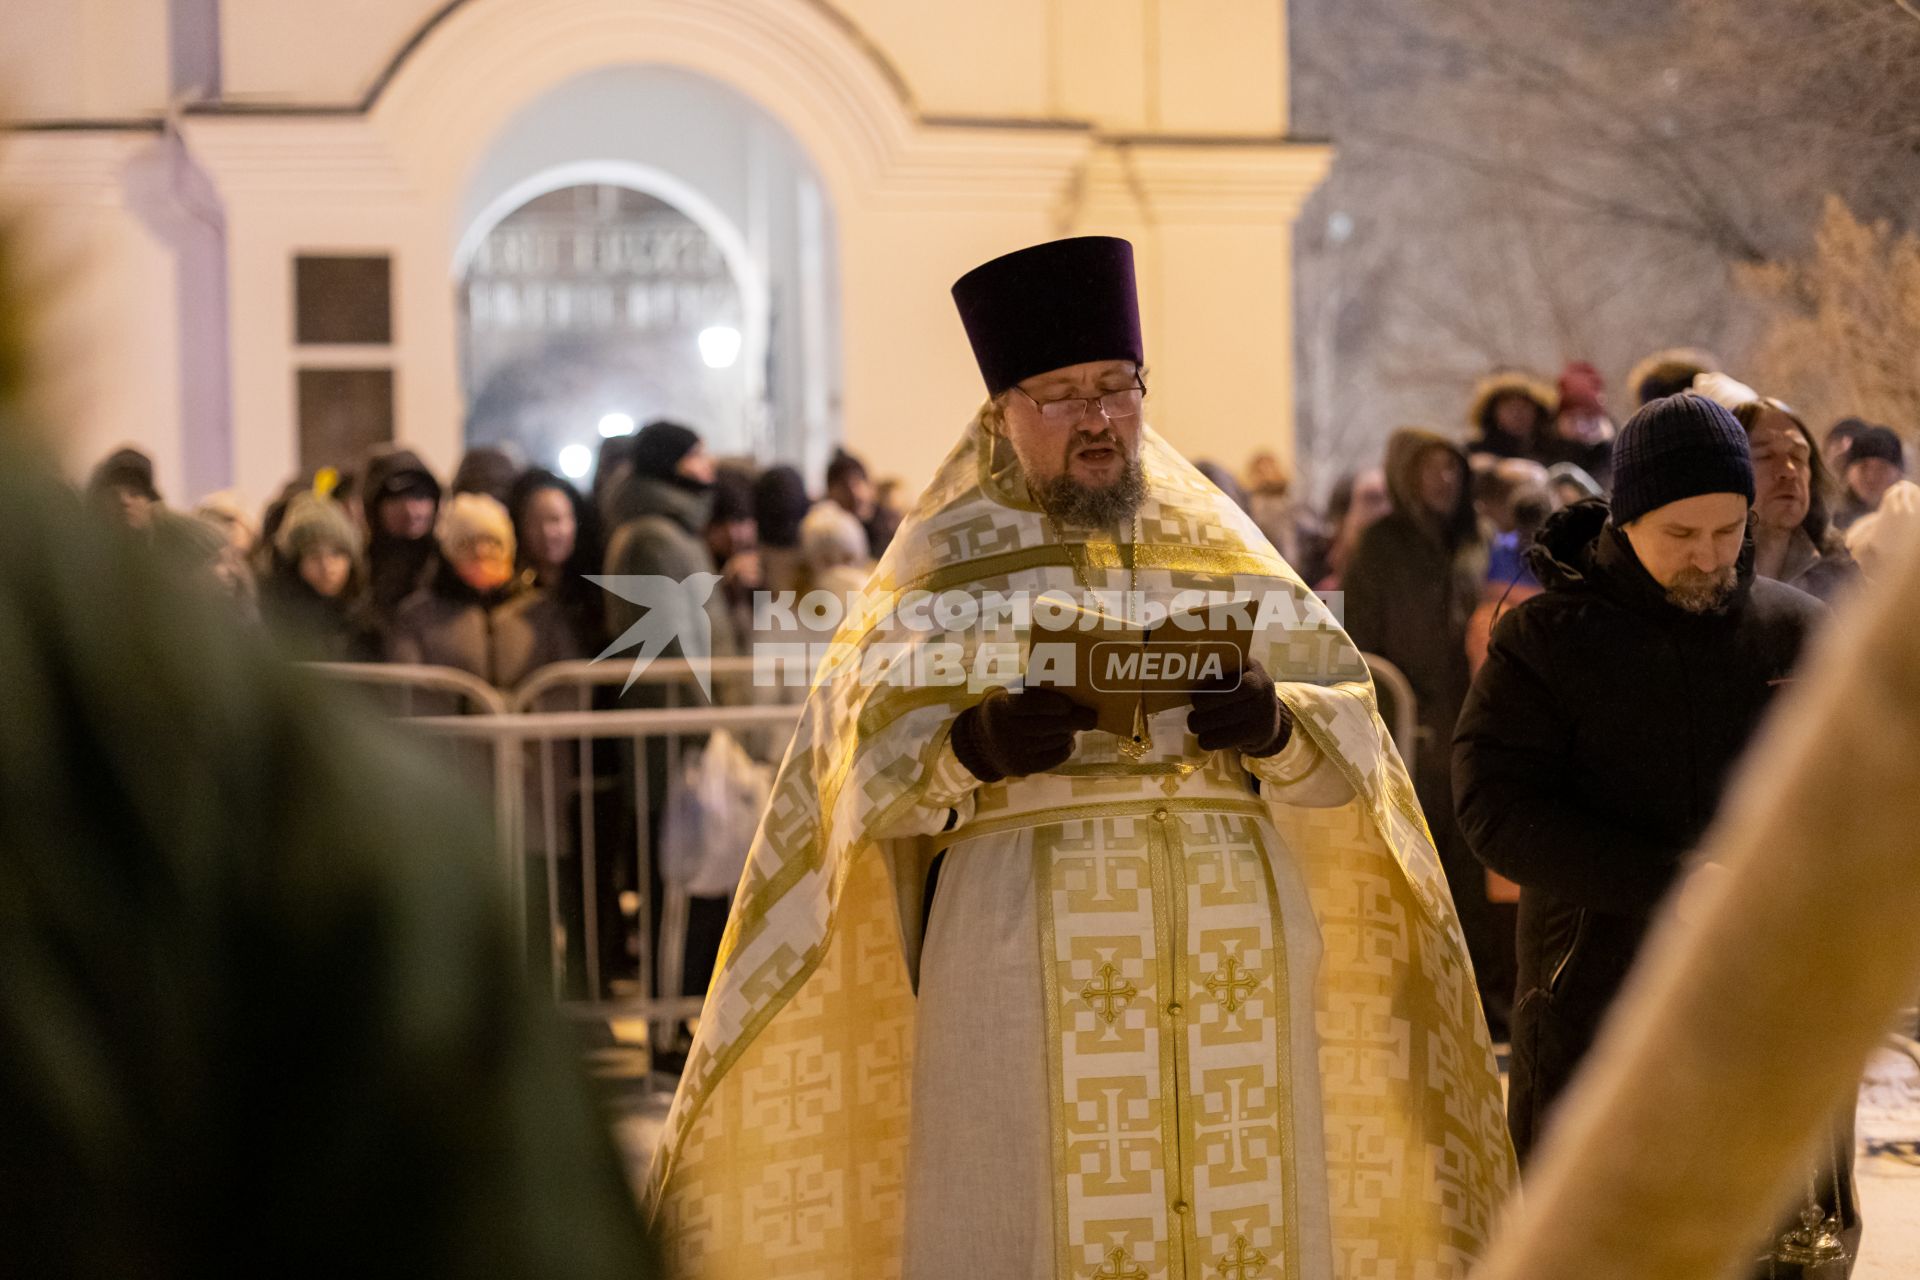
[1665,564,1738,614]
[1035,454,1148,529]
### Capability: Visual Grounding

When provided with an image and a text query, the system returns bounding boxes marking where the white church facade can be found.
[3,0,1327,505]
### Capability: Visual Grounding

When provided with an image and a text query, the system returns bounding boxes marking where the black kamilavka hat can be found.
[951,236,1144,394]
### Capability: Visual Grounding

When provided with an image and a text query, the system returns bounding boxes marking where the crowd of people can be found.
[1200,350,1915,1042]
[79,349,1914,717]
[75,422,923,1018]
[79,424,908,691]
[75,351,1917,1044]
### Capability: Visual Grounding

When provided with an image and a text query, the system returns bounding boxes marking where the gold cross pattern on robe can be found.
[1093,1245,1149,1280]
[1218,1235,1270,1280]
[1204,955,1261,1015]
[1080,962,1139,1025]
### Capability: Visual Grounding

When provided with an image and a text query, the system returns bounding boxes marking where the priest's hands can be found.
[1188,657,1293,756]
[950,686,1098,783]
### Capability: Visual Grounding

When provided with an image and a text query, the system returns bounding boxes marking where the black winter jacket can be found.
[1452,500,1823,1157]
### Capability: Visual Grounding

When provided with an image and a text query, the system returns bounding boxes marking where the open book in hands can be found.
[1024,598,1256,739]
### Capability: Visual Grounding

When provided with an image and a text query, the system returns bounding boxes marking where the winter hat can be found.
[363,446,441,505]
[275,492,362,562]
[800,499,871,572]
[630,420,702,482]
[1556,362,1606,415]
[951,236,1144,394]
[1826,417,1869,455]
[1627,347,1721,407]
[824,448,868,490]
[1845,426,1906,472]
[711,467,755,525]
[434,491,515,561]
[193,490,258,551]
[754,465,810,548]
[451,444,524,505]
[88,447,159,500]
[1609,393,1755,526]
[1467,371,1557,443]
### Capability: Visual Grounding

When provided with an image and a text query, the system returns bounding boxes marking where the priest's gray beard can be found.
[1034,455,1148,529]
[1666,563,1739,613]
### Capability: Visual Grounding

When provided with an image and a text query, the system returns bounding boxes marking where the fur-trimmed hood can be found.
[1626,347,1720,407]
[1468,371,1559,455]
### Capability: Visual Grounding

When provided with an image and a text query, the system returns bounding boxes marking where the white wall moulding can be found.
[1070,139,1336,226]
[0,132,163,207]
[174,120,417,203]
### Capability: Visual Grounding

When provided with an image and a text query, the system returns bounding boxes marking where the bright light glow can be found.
[558,444,593,480]
[598,411,635,438]
[698,325,742,369]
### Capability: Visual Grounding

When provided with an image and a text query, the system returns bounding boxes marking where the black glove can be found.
[1187,656,1292,756]
[950,685,1098,783]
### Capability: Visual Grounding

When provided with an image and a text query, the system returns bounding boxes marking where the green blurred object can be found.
[0,432,661,1277]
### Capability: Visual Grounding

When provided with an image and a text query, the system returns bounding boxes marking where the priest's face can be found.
[1000,359,1147,526]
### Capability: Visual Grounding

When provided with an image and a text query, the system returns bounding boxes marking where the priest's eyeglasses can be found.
[1011,380,1147,429]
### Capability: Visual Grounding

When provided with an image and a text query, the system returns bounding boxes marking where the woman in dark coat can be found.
[1467,371,1559,465]
[505,469,608,996]
[507,468,606,659]
[361,447,443,630]
[753,464,810,599]
[259,492,381,662]
[1342,427,1506,1029]
[386,493,577,691]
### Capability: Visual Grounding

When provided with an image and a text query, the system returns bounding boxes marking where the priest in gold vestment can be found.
[650,237,1514,1279]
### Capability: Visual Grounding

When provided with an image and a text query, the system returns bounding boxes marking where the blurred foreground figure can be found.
[1469,483,1920,1280]
[0,433,654,1271]
[649,237,1512,1279]
[1845,479,1920,582]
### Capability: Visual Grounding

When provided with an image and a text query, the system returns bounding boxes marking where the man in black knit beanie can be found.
[1455,394,1853,1275]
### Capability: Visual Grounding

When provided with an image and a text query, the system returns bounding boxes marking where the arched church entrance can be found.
[452,65,840,487]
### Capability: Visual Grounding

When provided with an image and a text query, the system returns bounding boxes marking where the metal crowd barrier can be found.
[1360,653,1420,773]
[304,650,1418,1079]
[305,657,794,1082]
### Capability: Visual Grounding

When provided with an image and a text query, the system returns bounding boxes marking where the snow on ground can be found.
[1854,1043,1920,1278]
